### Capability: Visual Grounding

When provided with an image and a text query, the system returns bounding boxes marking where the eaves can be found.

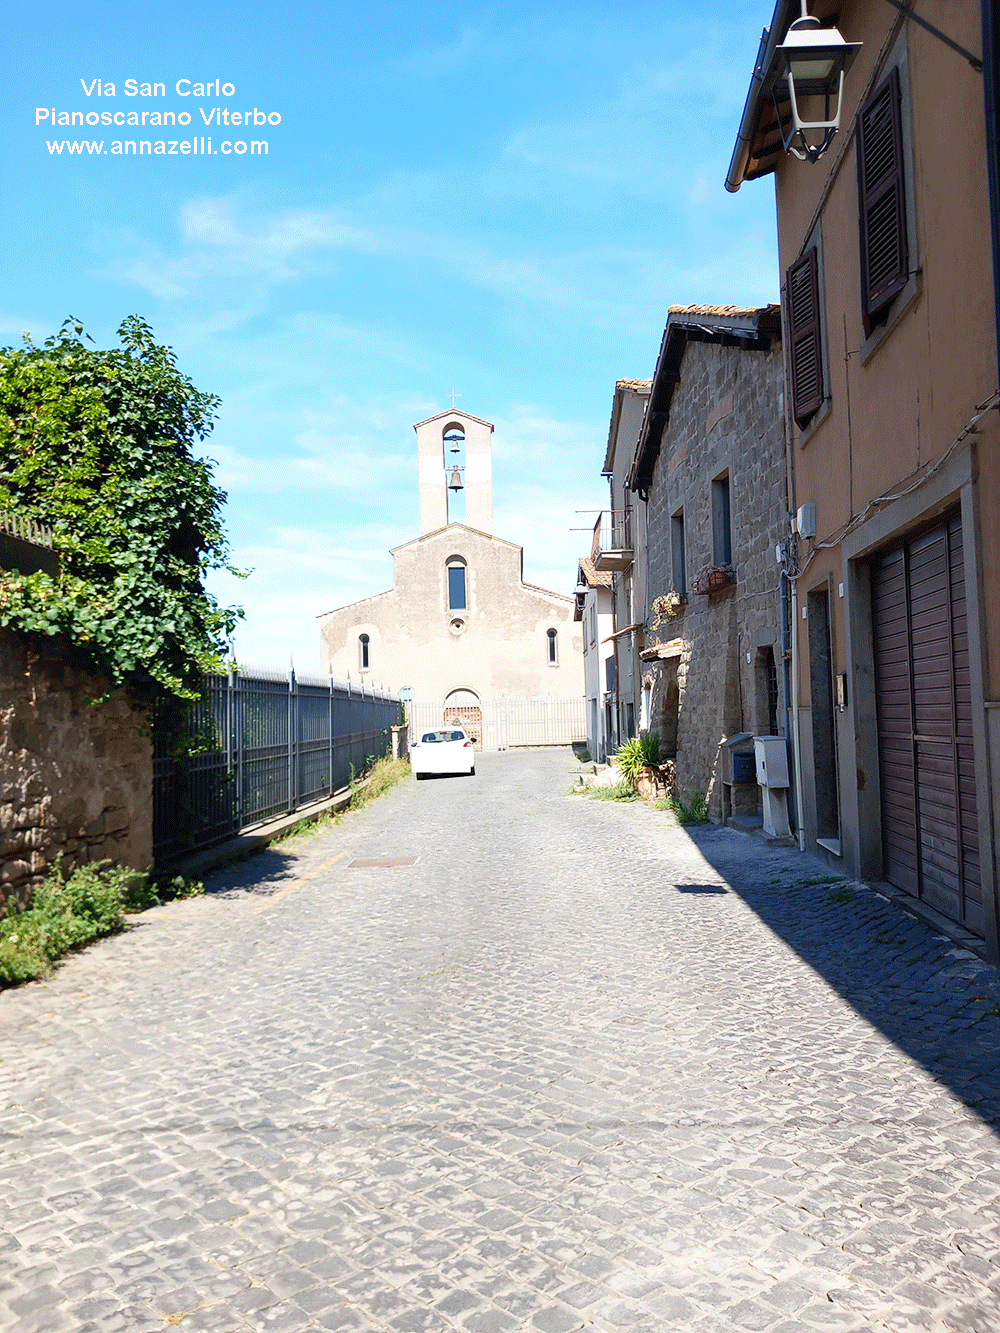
[628,305,781,498]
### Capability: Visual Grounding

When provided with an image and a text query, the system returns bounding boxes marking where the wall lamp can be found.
[769,1,862,162]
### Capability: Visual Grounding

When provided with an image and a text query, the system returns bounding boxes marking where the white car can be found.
[411,728,476,779]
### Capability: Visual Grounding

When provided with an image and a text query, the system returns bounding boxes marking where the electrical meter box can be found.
[754,735,789,789]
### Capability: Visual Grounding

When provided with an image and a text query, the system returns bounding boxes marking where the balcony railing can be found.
[0,511,59,577]
[591,509,633,572]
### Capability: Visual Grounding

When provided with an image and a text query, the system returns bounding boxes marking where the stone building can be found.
[628,304,786,820]
[318,409,584,746]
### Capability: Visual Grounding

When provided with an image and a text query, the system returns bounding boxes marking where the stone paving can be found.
[2,748,1000,1333]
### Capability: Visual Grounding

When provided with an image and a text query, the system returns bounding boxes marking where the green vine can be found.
[0,317,243,699]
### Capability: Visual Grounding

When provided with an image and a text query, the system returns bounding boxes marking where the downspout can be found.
[984,0,1000,394]
[982,0,1000,966]
[779,285,807,852]
[790,585,806,856]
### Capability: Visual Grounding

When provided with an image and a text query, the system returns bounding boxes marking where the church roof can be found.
[389,522,518,556]
[413,408,495,431]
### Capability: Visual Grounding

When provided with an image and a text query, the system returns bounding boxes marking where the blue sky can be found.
[3,0,778,674]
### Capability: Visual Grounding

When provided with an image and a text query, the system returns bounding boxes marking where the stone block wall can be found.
[0,630,152,911]
[642,339,786,818]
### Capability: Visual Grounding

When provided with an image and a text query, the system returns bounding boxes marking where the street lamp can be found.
[770,2,861,163]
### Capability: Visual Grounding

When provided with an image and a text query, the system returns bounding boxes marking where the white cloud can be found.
[208,522,407,676]
[104,191,776,330]
[203,399,610,668]
[103,197,379,300]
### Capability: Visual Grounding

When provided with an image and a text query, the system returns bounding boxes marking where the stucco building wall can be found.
[318,524,583,704]
[0,630,152,911]
[602,381,651,746]
[576,559,614,762]
[744,2,1000,957]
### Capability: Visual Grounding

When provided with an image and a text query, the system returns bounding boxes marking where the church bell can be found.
[448,467,464,491]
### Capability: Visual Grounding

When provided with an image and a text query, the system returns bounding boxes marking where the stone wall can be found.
[641,338,786,818]
[0,630,152,910]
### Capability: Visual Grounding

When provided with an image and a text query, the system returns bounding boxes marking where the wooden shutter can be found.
[787,248,823,426]
[857,67,908,334]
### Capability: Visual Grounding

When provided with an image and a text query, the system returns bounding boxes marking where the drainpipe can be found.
[984,0,1000,392]
[790,575,806,852]
[779,567,795,828]
[779,290,807,853]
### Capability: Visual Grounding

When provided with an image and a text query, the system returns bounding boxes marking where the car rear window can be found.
[420,730,466,743]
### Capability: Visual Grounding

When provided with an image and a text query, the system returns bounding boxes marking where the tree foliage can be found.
[0,317,242,698]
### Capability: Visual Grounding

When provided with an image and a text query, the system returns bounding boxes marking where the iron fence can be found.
[408,696,586,752]
[153,669,401,866]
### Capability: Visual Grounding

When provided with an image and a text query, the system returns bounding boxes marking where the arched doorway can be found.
[444,688,482,748]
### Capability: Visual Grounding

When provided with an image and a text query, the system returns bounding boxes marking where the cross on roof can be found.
[448,387,461,408]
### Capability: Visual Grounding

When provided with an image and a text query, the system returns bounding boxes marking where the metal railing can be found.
[0,511,59,577]
[0,512,54,547]
[591,508,633,557]
[153,668,401,866]
[409,696,587,752]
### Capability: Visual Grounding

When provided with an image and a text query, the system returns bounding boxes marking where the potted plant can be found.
[650,589,686,630]
[692,562,735,596]
[615,733,670,798]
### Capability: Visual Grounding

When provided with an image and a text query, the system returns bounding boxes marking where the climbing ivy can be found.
[0,317,242,698]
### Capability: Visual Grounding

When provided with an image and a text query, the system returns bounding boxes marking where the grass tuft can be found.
[660,790,709,824]
[274,754,411,847]
[589,781,642,802]
[0,859,132,986]
[827,885,857,903]
[348,755,412,810]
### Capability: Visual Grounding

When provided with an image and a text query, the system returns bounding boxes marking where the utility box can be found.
[796,502,816,539]
[754,734,789,788]
[754,735,791,839]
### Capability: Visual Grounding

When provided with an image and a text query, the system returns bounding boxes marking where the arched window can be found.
[442,424,465,457]
[547,627,558,665]
[447,556,467,610]
[359,633,370,670]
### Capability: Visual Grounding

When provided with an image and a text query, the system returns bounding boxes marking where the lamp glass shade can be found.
[786,51,838,85]
[774,24,860,99]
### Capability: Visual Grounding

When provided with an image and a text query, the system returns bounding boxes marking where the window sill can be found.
[796,396,831,449]
[859,272,922,366]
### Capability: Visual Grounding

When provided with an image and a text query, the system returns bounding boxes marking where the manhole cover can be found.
[349,857,417,868]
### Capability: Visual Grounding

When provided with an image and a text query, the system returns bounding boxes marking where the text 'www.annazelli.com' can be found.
[45,137,268,156]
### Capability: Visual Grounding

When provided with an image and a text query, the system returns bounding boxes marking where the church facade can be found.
[317,409,584,743]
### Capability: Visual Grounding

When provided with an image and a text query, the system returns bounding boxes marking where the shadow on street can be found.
[680,824,1000,1130]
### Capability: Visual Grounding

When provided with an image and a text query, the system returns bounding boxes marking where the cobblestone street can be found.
[2,748,1000,1333]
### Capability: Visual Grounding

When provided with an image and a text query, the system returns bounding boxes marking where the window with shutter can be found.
[787,247,824,427]
[857,67,908,334]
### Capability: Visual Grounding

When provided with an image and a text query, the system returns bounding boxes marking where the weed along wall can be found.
[0,629,152,911]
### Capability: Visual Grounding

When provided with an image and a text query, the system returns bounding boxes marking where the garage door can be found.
[872,514,982,936]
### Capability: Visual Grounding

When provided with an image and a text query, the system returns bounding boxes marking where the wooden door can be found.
[872,514,982,934]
